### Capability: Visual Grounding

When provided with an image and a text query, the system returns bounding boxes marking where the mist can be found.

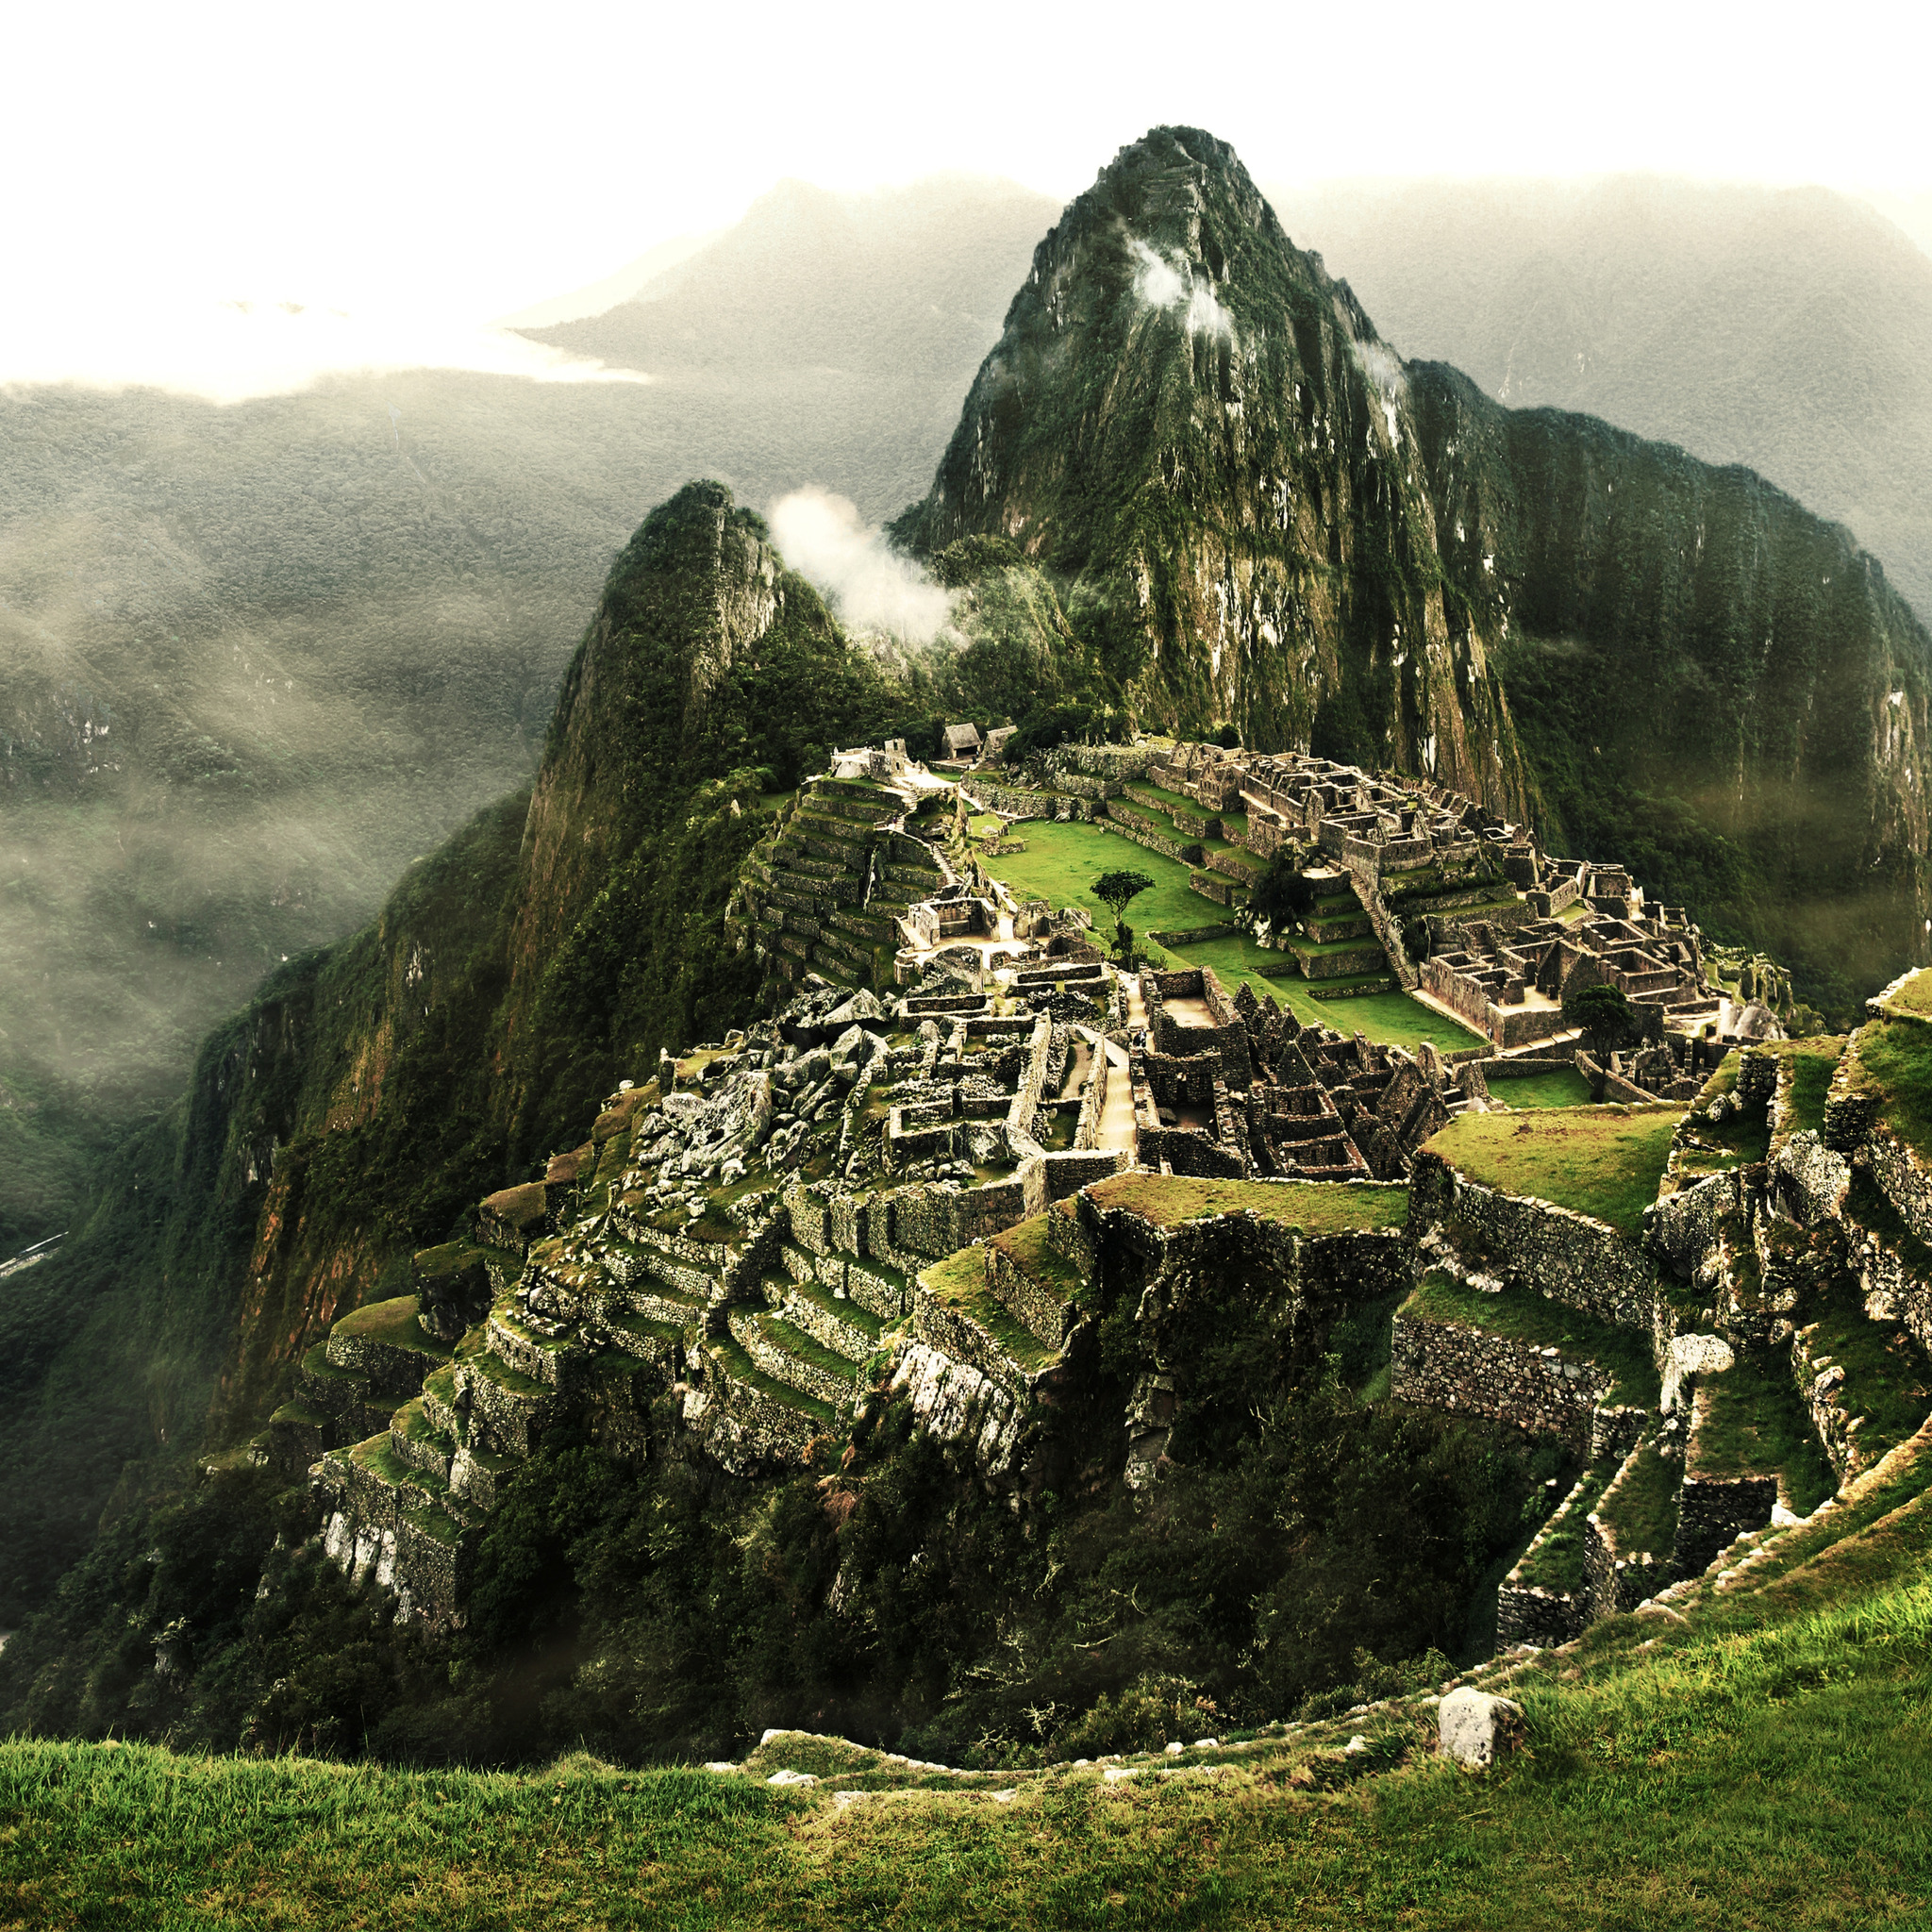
[767,490,957,642]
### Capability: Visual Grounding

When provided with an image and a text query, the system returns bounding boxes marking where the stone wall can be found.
[1790,1323,1868,1478]
[1390,1309,1613,1455]
[986,1244,1075,1350]
[1847,1214,1932,1358]
[1410,1153,1680,1356]
[1776,1130,1851,1225]
[1866,1123,1932,1246]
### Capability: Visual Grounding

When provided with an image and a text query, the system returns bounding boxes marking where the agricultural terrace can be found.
[1423,1107,1680,1238]
[1846,1016,1932,1160]
[1086,1173,1408,1234]
[1483,1066,1593,1110]
[977,821,1485,1055]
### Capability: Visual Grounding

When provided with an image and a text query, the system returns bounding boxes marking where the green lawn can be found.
[1485,1067,1593,1110]
[980,818,1218,939]
[1149,934,1486,1055]
[1425,1106,1681,1237]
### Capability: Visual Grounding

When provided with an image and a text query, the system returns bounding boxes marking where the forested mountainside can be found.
[892,127,1932,1012]
[0,481,917,1621]
[1267,175,1932,624]
[0,181,1049,1254]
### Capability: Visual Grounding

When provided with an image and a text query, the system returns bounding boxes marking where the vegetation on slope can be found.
[7,1458,1932,1928]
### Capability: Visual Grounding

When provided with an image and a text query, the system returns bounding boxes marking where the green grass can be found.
[918,1249,1057,1372]
[330,1296,452,1358]
[1513,1461,1615,1594]
[1848,1018,1932,1160]
[1425,1106,1680,1237]
[1780,1038,1846,1137]
[1695,1357,1839,1512]
[1407,1271,1660,1407]
[1874,967,1932,1017]
[706,1335,838,1423]
[979,818,1219,939]
[13,1555,1932,1924]
[1596,1439,1681,1560]
[1087,1174,1408,1234]
[1485,1067,1592,1110]
[991,1214,1084,1296]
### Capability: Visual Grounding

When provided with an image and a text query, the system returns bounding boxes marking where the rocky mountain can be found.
[1264,175,1932,625]
[0,479,902,1620]
[892,128,1932,1009]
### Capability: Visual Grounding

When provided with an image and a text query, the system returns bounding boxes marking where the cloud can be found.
[0,291,645,405]
[1127,238,1233,339]
[768,490,956,642]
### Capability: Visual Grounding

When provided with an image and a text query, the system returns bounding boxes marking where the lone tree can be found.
[1562,978,1636,1058]
[1092,869,1155,964]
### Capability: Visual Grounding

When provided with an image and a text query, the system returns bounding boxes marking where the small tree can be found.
[1093,869,1155,964]
[1562,979,1635,1058]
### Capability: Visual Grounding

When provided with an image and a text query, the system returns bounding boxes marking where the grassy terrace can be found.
[1486,1066,1592,1110]
[331,1295,451,1358]
[707,1334,838,1423]
[1514,1461,1616,1595]
[1596,1438,1681,1560]
[918,1248,1057,1372]
[1406,1270,1661,1407]
[1087,1173,1408,1234]
[1847,1016,1932,1159]
[991,1213,1084,1297]
[1424,1106,1680,1237]
[1695,1357,1838,1512]
[1785,1042,1841,1135]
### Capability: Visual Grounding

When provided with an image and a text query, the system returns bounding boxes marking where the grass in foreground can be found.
[1086,1173,1408,1234]
[10,1557,1932,1927]
[1425,1106,1680,1237]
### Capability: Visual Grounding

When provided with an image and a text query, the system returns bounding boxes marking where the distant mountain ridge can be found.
[1265,175,1932,623]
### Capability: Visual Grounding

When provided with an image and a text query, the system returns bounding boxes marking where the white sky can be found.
[5,0,1926,396]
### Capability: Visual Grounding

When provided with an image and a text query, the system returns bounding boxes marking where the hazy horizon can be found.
[6,0,1930,402]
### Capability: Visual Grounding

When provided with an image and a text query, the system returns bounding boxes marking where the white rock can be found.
[1438,1688,1525,1769]
[701,1761,738,1774]
[1103,1767,1142,1782]
[767,1769,818,1787]
[1345,1735,1370,1755]
[1192,1738,1219,1751]
[759,1727,791,1746]
[1662,1333,1736,1412]
[1164,1740,1187,1757]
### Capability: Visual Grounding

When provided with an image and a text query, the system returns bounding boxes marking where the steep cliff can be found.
[891,126,1534,816]
[0,483,903,1617]
[892,126,1932,1002]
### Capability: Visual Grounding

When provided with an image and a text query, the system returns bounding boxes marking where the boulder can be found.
[1438,1687,1524,1768]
